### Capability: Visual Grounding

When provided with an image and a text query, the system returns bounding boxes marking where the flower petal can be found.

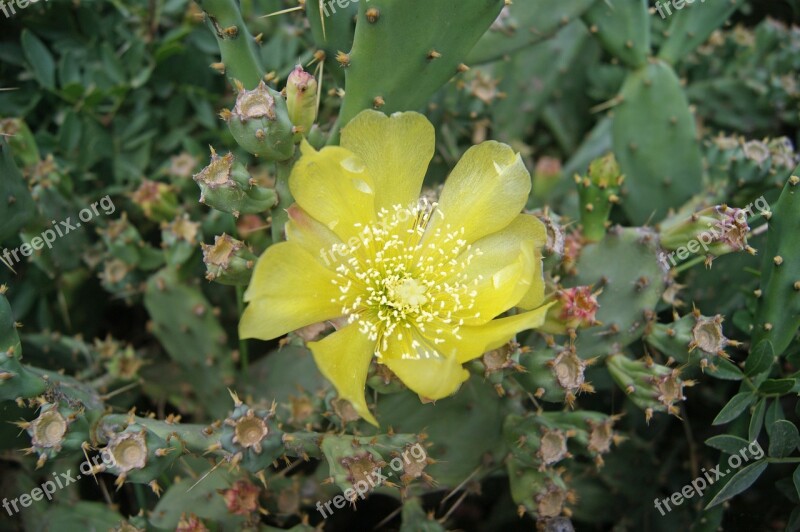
[381,331,469,401]
[448,214,546,325]
[514,215,547,310]
[285,204,342,268]
[441,303,554,363]
[308,323,378,426]
[289,140,377,242]
[425,141,531,247]
[341,111,434,213]
[239,241,342,340]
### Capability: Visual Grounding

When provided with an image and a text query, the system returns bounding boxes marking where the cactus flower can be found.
[240,111,551,425]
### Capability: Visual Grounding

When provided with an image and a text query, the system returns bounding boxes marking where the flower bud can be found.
[539,286,600,335]
[286,65,318,139]
[130,180,178,222]
[224,81,295,161]
[607,354,694,422]
[576,153,624,242]
[531,156,562,200]
[202,234,257,286]
[659,204,752,261]
[193,149,278,218]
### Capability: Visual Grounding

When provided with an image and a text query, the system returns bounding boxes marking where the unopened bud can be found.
[286,65,318,139]
[540,286,600,335]
[201,234,257,286]
[193,149,278,218]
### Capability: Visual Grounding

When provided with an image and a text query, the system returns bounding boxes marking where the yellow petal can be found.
[381,332,469,400]
[442,303,554,363]
[239,242,342,340]
[449,215,546,325]
[289,140,377,242]
[514,215,547,310]
[425,141,531,247]
[285,204,342,268]
[308,323,378,426]
[341,110,434,213]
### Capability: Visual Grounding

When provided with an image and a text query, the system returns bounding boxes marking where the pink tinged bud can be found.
[557,286,600,329]
[286,65,318,137]
[221,480,261,515]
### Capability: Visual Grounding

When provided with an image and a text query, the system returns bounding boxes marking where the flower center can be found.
[386,277,428,309]
[328,200,482,359]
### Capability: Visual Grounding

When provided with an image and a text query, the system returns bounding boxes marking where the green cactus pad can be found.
[338,0,504,125]
[658,0,745,64]
[582,0,650,69]
[752,171,800,357]
[468,0,598,64]
[0,139,36,244]
[612,60,703,224]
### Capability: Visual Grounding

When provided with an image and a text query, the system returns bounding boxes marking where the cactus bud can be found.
[220,480,262,515]
[607,354,692,421]
[107,431,148,474]
[202,234,257,286]
[540,286,600,335]
[29,407,67,453]
[105,346,144,380]
[285,65,318,139]
[225,81,295,161]
[220,399,283,471]
[659,204,752,263]
[518,346,594,406]
[176,514,208,532]
[130,180,178,222]
[168,153,199,179]
[194,149,278,218]
[532,156,562,200]
[576,153,624,242]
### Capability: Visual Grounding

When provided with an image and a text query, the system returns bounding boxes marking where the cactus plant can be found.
[0,1,798,531]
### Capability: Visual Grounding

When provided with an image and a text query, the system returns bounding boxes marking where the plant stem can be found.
[235,284,249,378]
[271,151,298,242]
[198,0,264,88]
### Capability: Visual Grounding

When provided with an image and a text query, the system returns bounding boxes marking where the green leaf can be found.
[707,357,744,381]
[706,434,751,455]
[713,392,756,426]
[749,399,767,442]
[59,110,82,154]
[21,30,56,90]
[769,420,799,458]
[745,340,775,376]
[705,460,768,509]
[793,465,800,499]
[767,399,786,436]
[788,507,800,532]
[759,378,796,395]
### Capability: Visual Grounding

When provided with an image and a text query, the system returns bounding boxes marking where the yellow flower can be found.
[240,111,552,425]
